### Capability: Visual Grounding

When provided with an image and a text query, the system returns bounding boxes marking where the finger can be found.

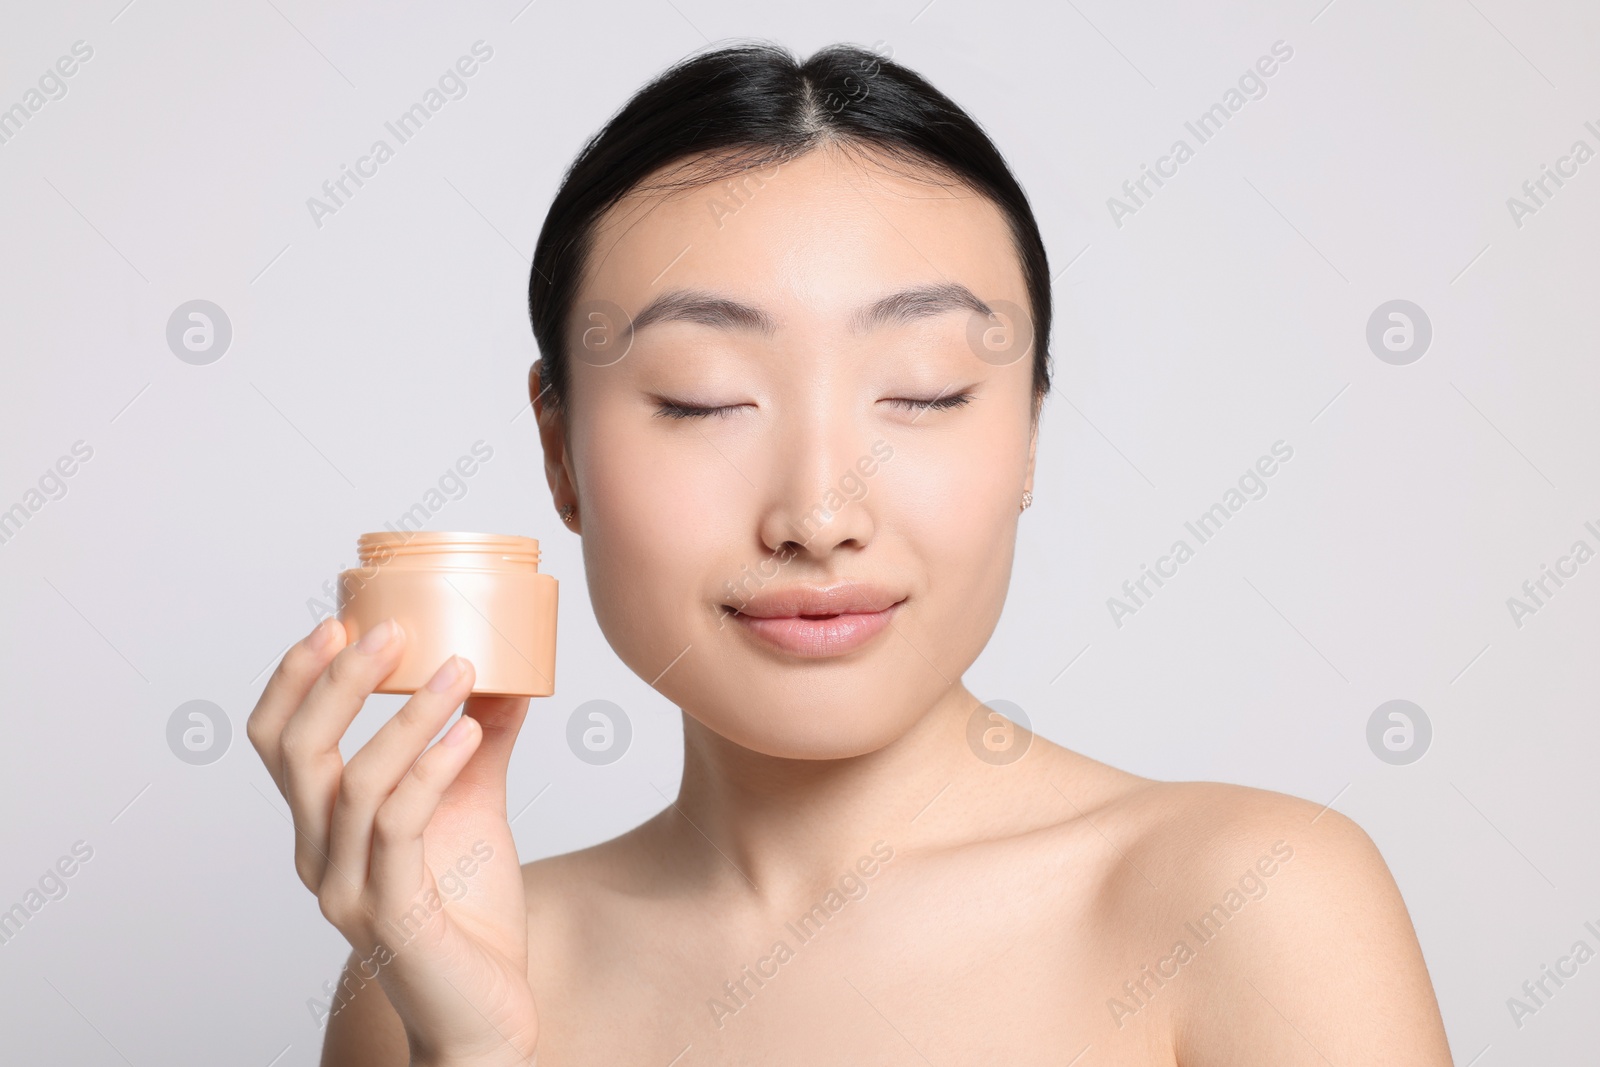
[451,695,532,801]
[280,617,407,892]
[246,617,345,794]
[324,655,477,896]
[369,712,484,905]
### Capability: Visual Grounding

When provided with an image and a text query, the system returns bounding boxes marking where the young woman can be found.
[249,41,1454,1066]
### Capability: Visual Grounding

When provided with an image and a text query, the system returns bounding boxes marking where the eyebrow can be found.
[623,281,995,342]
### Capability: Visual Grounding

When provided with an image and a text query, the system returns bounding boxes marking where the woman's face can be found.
[540,146,1038,760]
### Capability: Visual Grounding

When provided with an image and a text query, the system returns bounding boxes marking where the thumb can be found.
[453,694,531,796]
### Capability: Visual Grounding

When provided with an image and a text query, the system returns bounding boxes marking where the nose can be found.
[756,397,878,561]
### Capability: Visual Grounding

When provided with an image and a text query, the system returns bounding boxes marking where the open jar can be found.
[336,531,557,697]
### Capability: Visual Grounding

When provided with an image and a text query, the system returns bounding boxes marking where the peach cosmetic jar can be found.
[336,531,557,697]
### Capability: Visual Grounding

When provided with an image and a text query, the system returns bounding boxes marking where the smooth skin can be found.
[251,144,1455,1065]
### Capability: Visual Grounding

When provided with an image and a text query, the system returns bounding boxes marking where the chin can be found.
[690,693,916,761]
[597,593,949,759]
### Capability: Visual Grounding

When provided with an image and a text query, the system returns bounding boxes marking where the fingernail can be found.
[356,618,398,653]
[427,655,464,692]
[442,716,475,746]
[307,617,335,650]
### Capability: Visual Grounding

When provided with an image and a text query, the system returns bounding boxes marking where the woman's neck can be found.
[663,678,991,914]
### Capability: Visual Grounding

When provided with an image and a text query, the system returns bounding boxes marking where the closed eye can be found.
[884,390,974,413]
[652,391,976,420]
[653,399,746,420]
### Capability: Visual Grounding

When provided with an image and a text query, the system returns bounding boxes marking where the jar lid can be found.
[356,531,540,567]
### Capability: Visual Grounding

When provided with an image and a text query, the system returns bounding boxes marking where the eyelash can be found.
[653,392,975,420]
[654,401,742,421]
[891,391,975,413]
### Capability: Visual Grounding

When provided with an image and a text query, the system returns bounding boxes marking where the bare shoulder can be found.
[518,816,659,903]
[518,815,667,945]
[519,837,615,937]
[1102,779,1453,1066]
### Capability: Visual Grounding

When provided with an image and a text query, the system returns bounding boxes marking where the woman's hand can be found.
[248,616,539,1067]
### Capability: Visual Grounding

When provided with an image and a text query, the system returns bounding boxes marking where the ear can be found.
[530,359,579,534]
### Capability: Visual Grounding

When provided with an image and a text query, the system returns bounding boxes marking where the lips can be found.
[727,602,902,657]
[722,582,905,657]
[725,581,903,619]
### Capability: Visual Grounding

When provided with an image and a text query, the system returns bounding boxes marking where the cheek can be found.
[888,416,1027,546]
[574,415,734,650]
[582,417,742,548]
[884,424,1025,639]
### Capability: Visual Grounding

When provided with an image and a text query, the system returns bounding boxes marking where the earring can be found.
[560,503,575,524]
[1020,489,1033,512]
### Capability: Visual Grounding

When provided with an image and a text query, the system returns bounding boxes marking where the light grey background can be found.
[2,0,1596,1063]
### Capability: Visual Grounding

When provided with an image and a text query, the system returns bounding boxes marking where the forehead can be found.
[574,146,1026,329]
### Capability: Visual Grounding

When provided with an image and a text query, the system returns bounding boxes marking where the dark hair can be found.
[528,40,1053,418]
